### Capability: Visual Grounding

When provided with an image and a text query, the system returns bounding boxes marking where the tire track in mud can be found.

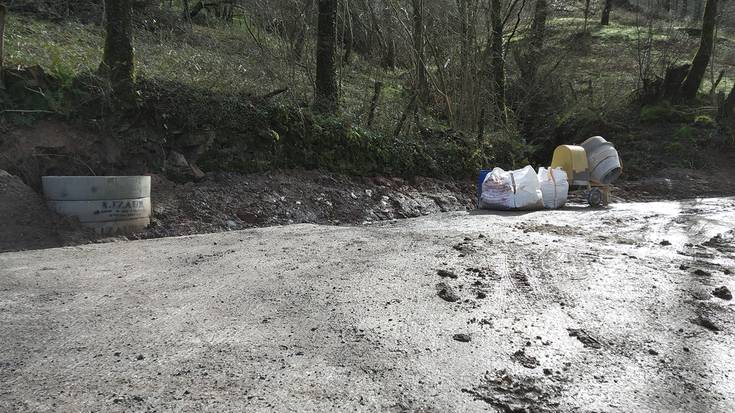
[460,238,611,412]
[484,232,661,411]
[492,244,579,314]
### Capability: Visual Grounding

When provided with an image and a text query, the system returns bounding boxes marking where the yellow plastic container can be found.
[551,145,590,187]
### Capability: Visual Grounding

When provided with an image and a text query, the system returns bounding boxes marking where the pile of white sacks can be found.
[479,166,569,210]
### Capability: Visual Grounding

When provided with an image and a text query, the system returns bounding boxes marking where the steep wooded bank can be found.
[0,0,733,183]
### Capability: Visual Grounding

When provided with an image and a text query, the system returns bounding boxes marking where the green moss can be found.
[693,115,716,128]
[190,95,529,179]
[640,103,686,123]
[674,125,697,141]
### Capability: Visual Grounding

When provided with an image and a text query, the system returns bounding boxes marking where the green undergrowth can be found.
[135,79,527,179]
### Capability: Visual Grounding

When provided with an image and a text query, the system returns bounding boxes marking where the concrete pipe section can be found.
[42,176,151,234]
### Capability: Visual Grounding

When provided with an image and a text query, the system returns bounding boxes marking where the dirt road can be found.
[1,198,734,412]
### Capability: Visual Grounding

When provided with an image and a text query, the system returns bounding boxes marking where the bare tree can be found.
[694,0,703,21]
[0,3,6,89]
[315,0,338,113]
[601,0,612,25]
[722,83,735,118]
[456,0,479,128]
[489,0,506,116]
[380,3,396,69]
[412,0,429,103]
[292,0,314,62]
[680,0,718,100]
[101,0,136,107]
[531,0,548,50]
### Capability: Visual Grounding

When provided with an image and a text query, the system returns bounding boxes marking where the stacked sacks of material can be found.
[479,166,544,210]
[537,167,569,209]
[479,166,569,211]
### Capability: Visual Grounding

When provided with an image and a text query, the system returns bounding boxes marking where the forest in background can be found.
[0,0,734,182]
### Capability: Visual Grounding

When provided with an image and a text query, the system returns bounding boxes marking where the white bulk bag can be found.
[538,167,569,209]
[479,166,543,210]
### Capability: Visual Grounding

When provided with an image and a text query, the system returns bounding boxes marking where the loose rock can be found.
[436,282,460,302]
[511,349,540,369]
[692,316,720,332]
[437,269,458,279]
[712,286,732,301]
[453,333,471,342]
[568,328,602,349]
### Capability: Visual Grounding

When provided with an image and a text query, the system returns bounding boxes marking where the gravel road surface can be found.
[1,199,734,412]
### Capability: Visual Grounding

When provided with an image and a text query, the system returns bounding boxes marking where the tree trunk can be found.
[188,1,205,19]
[601,0,612,25]
[722,83,735,118]
[531,0,548,50]
[457,0,470,126]
[315,0,338,114]
[458,0,469,80]
[518,0,547,85]
[490,0,506,116]
[380,4,396,69]
[680,0,688,18]
[292,0,313,62]
[342,10,354,64]
[0,3,6,88]
[680,0,717,100]
[412,0,428,103]
[694,0,703,21]
[367,80,383,127]
[101,0,136,107]
[583,0,591,31]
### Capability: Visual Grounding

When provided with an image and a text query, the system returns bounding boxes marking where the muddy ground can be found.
[1,198,734,412]
[3,164,735,253]
[0,169,476,252]
[3,120,735,253]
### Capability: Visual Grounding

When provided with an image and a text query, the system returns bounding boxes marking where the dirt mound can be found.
[0,170,62,251]
[139,170,475,239]
[0,169,475,252]
[615,166,735,201]
[462,370,561,413]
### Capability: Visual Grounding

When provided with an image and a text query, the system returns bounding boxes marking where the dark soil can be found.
[511,349,540,369]
[614,166,735,201]
[462,370,561,413]
[703,231,735,255]
[0,168,475,253]
[139,170,475,238]
[0,170,93,252]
